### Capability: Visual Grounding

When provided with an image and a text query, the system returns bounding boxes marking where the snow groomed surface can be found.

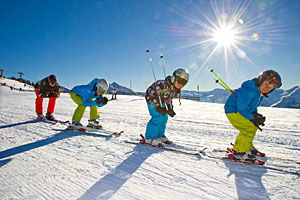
[1,86,299,200]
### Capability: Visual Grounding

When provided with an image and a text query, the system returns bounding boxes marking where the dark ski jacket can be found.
[35,77,61,98]
[145,76,180,107]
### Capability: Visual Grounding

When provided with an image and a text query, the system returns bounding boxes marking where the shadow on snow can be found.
[78,145,158,200]
[224,161,270,200]
[0,158,12,168]
[0,130,113,162]
[0,119,41,129]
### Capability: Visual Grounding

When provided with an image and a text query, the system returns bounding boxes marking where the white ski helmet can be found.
[96,79,109,93]
[171,68,189,86]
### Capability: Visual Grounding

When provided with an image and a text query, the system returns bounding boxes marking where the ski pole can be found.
[214,78,233,94]
[146,49,157,82]
[160,53,174,109]
[146,49,163,107]
[209,67,237,97]
[160,53,167,78]
[209,67,231,89]
[209,67,262,131]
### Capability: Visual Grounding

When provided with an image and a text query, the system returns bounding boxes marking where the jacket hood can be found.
[241,79,258,90]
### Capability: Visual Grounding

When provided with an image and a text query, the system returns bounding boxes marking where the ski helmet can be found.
[95,79,109,93]
[257,70,282,89]
[171,68,189,86]
[48,75,57,85]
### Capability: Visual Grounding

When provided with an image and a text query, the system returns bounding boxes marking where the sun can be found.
[213,26,236,47]
[165,0,286,82]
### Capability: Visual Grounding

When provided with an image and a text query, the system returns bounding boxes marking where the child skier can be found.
[35,75,60,121]
[225,70,282,161]
[145,68,189,146]
[69,78,109,129]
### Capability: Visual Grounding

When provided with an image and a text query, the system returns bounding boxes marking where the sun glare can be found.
[213,26,236,47]
[166,0,286,82]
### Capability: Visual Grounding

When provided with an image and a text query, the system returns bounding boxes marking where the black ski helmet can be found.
[48,75,57,85]
[171,68,189,86]
[257,70,282,89]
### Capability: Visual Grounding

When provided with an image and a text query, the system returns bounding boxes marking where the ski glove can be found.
[167,109,176,117]
[251,112,266,126]
[155,106,168,116]
[96,97,108,105]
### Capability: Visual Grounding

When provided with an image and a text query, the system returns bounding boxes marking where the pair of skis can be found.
[125,138,300,175]
[52,122,124,137]
[212,148,300,165]
[204,150,300,175]
[125,139,204,156]
[40,116,124,137]
[125,134,206,155]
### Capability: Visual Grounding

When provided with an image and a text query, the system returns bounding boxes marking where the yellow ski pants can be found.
[226,112,258,153]
[70,92,100,122]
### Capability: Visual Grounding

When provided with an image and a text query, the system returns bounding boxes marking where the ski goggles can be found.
[98,87,105,93]
[176,78,188,86]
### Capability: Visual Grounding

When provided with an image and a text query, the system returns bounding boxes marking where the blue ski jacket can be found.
[71,78,105,107]
[225,78,264,120]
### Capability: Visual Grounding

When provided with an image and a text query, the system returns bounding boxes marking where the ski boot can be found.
[87,119,103,129]
[159,136,173,144]
[145,138,163,147]
[250,147,265,157]
[229,150,265,165]
[67,120,87,132]
[37,114,46,120]
[230,143,265,157]
[46,113,56,121]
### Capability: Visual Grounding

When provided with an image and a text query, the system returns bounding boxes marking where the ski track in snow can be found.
[0,86,299,200]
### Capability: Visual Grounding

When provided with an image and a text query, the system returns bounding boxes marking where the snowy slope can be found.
[0,77,34,91]
[0,86,299,200]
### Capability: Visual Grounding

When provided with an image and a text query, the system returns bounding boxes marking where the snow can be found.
[0,83,300,200]
[0,77,34,91]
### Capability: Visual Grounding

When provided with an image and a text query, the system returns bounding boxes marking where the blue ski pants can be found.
[145,102,168,140]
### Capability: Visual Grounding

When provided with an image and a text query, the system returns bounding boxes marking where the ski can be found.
[124,139,299,175]
[228,153,265,165]
[213,148,300,164]
[52,127,124,137]
[267,156,300,164]
[203,151,300,175]
[222,142,300,164]
[53,119,71,124]
[37,118,70,125]
[51,119,71,124]
[124,140,203,156]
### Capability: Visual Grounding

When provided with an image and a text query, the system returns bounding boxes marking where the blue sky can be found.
[1,0,300,92]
